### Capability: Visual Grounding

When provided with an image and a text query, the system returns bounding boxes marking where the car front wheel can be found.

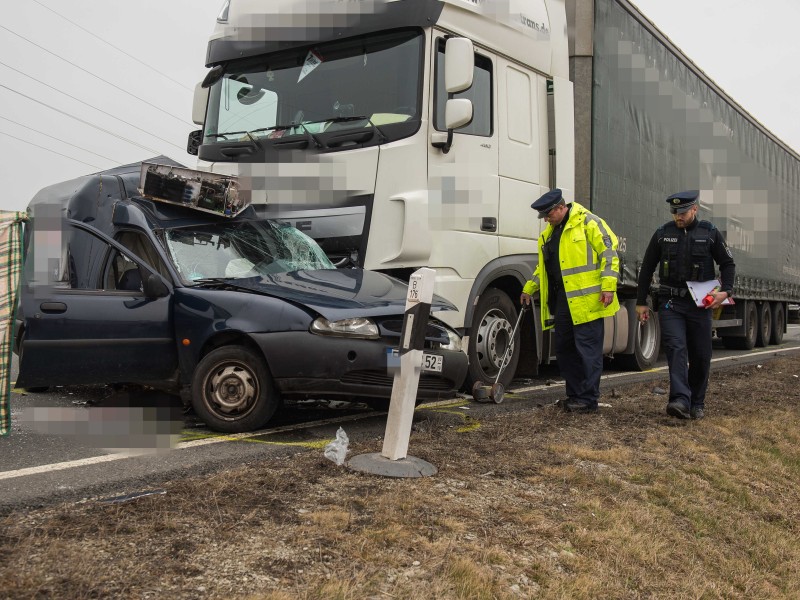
[191,346,279,433]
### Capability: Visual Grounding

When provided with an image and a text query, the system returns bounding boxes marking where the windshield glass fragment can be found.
[164,221,334,283]
[203,29,422,147]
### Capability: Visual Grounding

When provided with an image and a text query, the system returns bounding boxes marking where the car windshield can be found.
[203,29,422,145]
[164,220,334,282]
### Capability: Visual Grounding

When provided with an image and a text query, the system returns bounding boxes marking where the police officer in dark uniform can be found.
[635,190,735,420]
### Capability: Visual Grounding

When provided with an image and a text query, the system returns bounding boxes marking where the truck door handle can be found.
[481,217,497,232]
[220,146,254,157]
[40,302,67,313]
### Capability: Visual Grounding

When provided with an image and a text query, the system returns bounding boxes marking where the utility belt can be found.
[658,285,688,298]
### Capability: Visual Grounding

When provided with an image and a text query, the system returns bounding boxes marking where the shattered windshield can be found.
[164,220,334,283]
[203,29,422,146]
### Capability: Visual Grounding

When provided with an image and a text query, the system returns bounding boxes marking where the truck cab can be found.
[188,0,637,390]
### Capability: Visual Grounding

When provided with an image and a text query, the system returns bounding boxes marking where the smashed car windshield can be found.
[164,220,334,282]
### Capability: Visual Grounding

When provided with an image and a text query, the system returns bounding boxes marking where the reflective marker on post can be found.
[382,267,435,461]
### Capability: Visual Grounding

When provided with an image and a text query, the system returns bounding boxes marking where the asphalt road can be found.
[2,325,799,512]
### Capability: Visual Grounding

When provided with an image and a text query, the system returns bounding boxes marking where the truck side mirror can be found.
[143,273,169,299]
[432,37,475,154]
[192,82,209,126]
[445,98,473,130]
[445,38,474,93]
[187,130,202,156]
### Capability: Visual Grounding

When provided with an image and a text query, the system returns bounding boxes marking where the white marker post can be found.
[382,267,435,460]
[347,267,437,477]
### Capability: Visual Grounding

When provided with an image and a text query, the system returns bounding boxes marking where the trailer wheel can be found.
[770,303,785,345]
[191,346,279,433]
[616,305,660,371]
[722,300,757,350]
[466,289,520,390]
[755,302,772,347]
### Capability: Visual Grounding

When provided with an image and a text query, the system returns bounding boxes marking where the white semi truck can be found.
[188,0,800,388]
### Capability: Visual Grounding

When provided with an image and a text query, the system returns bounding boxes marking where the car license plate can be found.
[422,353,443,372]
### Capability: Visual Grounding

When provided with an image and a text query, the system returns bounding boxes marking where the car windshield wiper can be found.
[190,277,253,290]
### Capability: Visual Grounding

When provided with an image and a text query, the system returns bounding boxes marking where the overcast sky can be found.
[1,0,798,213]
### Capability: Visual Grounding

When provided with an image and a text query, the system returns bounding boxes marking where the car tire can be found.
[466,288,520,391]
[191,346,279,433]
[16,331,50,393]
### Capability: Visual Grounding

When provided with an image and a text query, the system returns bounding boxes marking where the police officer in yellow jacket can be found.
[520,189,620,412]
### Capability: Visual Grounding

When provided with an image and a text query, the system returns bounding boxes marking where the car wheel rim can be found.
[204,361,259,417]
[475,309,514,375]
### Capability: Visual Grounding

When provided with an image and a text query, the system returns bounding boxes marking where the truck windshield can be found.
[203,29,422,147]
[164,220,334,283]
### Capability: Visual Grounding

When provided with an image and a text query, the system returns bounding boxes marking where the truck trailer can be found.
[188,0,800,387]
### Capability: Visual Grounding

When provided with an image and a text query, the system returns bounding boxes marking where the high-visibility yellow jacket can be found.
[522,202,620,330]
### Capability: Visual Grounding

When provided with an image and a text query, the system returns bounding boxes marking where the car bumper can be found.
[251,332,468,400]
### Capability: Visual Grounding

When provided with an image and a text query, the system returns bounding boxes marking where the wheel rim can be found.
[475,308,515,375]
[637,309,659,361]
[203,360,259,418]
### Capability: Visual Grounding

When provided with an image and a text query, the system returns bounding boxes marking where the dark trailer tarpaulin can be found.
[588,0,800,301]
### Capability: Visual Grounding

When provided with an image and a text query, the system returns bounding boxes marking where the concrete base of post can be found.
[347,453,437,478]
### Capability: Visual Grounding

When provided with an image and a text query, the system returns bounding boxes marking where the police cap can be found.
[666,190,699,214]
[531,188,565,219]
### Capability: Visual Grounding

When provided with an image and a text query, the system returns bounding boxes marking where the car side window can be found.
[433,38,493,137]
[103,231,170,291]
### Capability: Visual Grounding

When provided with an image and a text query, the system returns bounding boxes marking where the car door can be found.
[17,222,177,388]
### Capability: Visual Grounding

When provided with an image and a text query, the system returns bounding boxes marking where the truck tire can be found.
[466,288,520,391]
[191,346,279,433]
[755,302,771,347]
[721,300,757,350]
[770,302,785,345]
[616,305,660,371]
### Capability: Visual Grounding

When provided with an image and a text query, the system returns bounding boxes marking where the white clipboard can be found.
[686,279,733,307]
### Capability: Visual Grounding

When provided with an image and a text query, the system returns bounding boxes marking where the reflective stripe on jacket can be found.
[522,202,620,330]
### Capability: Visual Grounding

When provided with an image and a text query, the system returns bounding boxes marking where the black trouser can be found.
[553,288,604,408]
[658,295,713,410]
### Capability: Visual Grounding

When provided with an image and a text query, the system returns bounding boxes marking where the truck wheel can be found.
[755,302,772,347]
[617,305,660,370]
[722,300,757,350]
[192,346,279,433]
[466,289,520,390]
[770,303,785,345]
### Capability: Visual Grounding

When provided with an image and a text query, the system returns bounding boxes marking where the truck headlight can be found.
[311,317,380,339]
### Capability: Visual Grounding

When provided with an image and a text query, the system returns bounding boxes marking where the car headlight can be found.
[310,317,380,339]
[441,326,462,352]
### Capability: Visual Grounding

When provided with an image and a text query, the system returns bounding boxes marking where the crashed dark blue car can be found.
[15,162,468,432]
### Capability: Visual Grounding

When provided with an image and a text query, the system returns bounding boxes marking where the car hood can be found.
[223,269,456,321]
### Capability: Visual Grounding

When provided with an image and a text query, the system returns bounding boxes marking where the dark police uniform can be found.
[636,190,735,419]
